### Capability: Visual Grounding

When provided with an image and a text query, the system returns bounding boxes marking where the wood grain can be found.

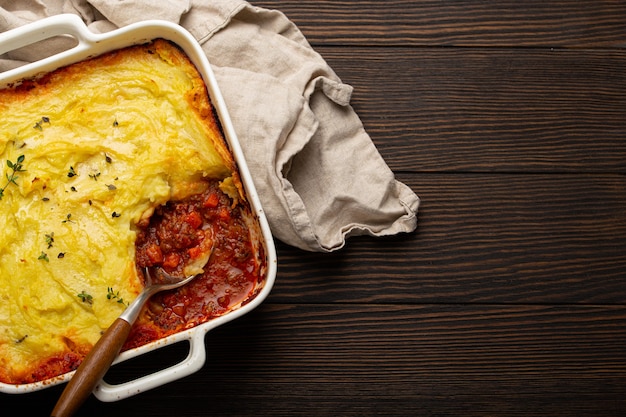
[270,173,626,304]
[3,2,625,417]
[253,0,626,48]
[6,304,624,417]
[315,47,626,173]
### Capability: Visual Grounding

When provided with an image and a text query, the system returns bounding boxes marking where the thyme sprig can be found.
[45,232,55,249]
[33,116,50,131]
[107,287,128,306]
[77,291,93,305]
[0,155,25,200]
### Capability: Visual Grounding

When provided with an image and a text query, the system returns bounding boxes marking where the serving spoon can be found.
[51,266,205,417]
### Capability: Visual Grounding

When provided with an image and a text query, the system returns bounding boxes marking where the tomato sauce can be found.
[126,180,262,350]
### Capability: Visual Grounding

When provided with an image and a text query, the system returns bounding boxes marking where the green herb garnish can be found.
[45,232,55,249]
[0,155,25,200]
[106,287,128,306]
[34,116,50,131]
[77,291,93,305]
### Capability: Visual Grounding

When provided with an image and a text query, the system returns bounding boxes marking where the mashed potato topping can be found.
[0,40,238,384]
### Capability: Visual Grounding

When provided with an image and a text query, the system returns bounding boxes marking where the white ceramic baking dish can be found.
[0,14,276,401]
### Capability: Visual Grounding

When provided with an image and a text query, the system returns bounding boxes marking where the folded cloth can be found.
[0,0,420,252]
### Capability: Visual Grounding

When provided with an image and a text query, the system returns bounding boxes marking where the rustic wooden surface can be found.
[3,1,626,416]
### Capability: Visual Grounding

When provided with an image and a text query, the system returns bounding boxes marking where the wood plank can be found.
[315,46,626,173]
[269,173,626,304]
[7,304,624,416]
[252,0,626,48]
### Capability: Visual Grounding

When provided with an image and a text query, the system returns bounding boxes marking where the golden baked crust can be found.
[0,39,242,384]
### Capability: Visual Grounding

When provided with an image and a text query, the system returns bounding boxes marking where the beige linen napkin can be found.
[0,0,420,252]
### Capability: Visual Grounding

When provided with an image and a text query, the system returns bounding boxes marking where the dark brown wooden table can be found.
[4,1,625,416]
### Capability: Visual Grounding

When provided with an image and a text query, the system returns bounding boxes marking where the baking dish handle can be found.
[0,14,98,78]
[93,330,208,402]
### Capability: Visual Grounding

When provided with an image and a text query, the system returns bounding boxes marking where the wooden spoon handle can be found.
[51,318,131,417]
